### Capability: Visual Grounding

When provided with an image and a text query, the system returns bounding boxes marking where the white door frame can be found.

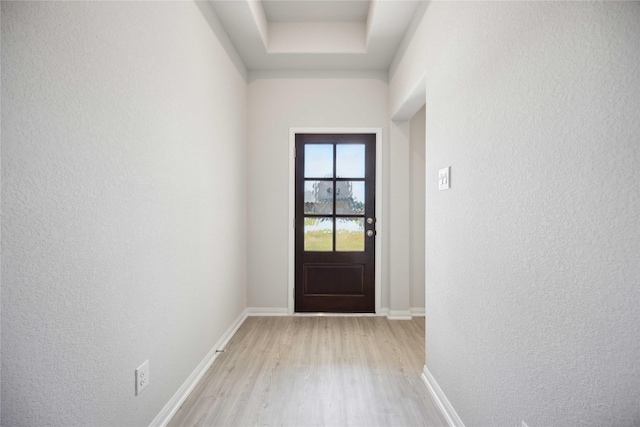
[288,127,383,315]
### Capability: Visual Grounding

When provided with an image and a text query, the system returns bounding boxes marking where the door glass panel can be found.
[336,218,364,252]
[336,144,364,178]
[336,181,365,215]
[305,144,333,178]
[304,217,333,251]
[304,181,333,214]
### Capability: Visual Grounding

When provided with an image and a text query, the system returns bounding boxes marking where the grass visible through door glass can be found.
[304,230,364,251]
[304,217,332,251]
[335,230,364,251]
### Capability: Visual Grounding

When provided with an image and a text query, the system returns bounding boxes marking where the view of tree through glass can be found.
[303,143,366,252]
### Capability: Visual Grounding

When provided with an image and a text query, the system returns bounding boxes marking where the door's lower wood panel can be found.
[303,264,364,295]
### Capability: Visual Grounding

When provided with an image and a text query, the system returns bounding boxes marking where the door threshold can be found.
[293,312,378,317]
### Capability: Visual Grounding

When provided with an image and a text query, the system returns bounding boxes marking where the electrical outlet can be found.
[135,360,149,396]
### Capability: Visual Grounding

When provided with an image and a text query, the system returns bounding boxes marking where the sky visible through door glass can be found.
[336,145,365,178]
[305,145,333,178]
[304,144,365,179]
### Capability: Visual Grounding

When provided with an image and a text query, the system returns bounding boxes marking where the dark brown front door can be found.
[295,134,376,313]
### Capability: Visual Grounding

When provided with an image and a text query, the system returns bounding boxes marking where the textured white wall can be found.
[409,106,426,310]
[392,1,640,425]
[1,2,247,426]
[389,120,411,315]
[247,76,389,309]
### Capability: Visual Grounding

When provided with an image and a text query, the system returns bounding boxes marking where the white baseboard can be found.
[243,306,418,320]
[387,309,412,320]
[382,307,423,320]
[245,307,289,316]
[410,307,425,317]
[149,309,249,427]
[421,365,465,427]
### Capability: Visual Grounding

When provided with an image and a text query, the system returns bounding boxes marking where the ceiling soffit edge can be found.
[207,0,422,71]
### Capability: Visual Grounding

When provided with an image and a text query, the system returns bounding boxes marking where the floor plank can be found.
[168,316,447,427]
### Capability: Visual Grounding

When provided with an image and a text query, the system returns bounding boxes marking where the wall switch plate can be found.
[136,360,149,396]
[439,167,450,190]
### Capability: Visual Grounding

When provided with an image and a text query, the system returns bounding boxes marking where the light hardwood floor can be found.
[168,316,448,427]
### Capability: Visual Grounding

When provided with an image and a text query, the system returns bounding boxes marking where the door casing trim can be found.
[288,128,383,315]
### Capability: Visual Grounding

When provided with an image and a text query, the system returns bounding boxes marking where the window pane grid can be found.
[303,142,366,252]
